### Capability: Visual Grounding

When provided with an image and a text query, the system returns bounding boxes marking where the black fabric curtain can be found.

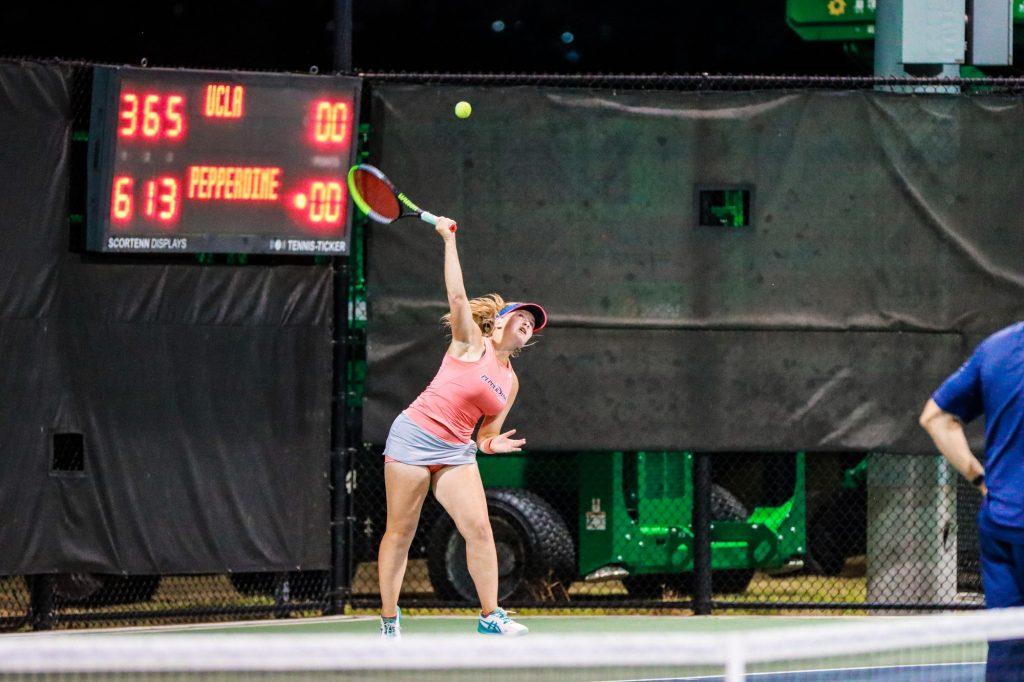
[364,85,1024,453]
[0,62,333,575]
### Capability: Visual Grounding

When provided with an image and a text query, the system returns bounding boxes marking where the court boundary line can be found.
[3,613,889,637]
[2,614,369,637]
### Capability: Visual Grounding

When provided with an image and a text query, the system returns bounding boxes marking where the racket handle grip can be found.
[421,212,457,232]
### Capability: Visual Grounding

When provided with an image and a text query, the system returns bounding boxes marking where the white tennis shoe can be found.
[477,607,528,636]
[379,606,401,640]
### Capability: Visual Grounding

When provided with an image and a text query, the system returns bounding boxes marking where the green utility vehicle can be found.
[410,451,806,602]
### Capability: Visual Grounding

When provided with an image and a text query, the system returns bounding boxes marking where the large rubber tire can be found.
[47,574,160,606]
[709,484,755,594]
[711,484,747,523]
[229,571,329,601]
[427,488,575,603]
[619,484,755,599]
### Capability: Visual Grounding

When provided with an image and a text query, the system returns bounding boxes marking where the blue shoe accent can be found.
[477,607,528,636]
[380,606,402,639]
[477,618,504,635]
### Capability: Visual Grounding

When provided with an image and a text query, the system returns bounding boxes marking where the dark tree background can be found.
[1,1,864,75]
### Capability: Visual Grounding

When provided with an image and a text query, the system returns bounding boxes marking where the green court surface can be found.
[134,614,881,636]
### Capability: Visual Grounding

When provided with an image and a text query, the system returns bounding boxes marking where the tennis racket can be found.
[347,164,456,232]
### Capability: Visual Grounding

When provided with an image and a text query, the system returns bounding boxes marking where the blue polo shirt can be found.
[933,322,1024,543]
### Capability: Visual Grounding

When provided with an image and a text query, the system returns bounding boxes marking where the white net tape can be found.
[2,608,1024,680]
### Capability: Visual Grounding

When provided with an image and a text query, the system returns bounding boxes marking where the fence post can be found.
[328,257,352,615]
[29,575,55,631]
[693,452,713,615]
[332,0,353,73]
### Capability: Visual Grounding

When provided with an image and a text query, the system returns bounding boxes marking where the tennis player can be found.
[377,215,546,639]
[920,321,1024,679]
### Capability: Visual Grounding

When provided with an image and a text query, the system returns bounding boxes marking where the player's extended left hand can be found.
[486,429,526,454]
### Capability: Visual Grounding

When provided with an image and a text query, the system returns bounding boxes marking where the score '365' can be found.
[119,92,186,140]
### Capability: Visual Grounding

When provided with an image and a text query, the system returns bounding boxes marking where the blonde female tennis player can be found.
[377,215,546,639]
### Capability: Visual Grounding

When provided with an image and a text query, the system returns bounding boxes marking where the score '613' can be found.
[111,176,181,225]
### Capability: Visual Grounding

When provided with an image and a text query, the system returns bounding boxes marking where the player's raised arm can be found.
[435,216,481,351]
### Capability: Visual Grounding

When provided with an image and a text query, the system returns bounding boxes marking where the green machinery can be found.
[787,0,882,42]
[787,0,1024,43]
[466,452,806,600]
[574,452,804,585]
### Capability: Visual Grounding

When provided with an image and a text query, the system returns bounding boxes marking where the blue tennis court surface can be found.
[671,662,984,681]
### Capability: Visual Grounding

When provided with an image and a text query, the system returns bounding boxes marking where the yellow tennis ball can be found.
[455,101,472,119]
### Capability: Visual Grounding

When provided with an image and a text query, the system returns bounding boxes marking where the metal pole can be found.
[333,0,353,73]
[724,636,746,682]
[874,0,906,78]
[29,575,56,631]
[273,572,291,619]
[692,452,713,615]
[875,0,960,87]
[328,257,352,615]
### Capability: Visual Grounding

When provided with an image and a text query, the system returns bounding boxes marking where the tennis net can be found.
[2,608,1024,681]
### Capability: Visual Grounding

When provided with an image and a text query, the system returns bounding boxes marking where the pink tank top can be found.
[404,338,516,444]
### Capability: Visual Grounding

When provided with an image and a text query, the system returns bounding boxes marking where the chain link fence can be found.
[360,71,1024,94]
[0,451,986,630]
[0,572,331,632]
[0,63,1010,630]
[348,450,985,614]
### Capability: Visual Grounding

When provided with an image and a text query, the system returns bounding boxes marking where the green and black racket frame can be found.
[347,164,456,232]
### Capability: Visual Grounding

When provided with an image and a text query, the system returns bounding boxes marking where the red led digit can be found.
[142,94,161,138]
[158,177,180,222]
[309,181,326,222]
[310,100,351,147]
[111,176,134,222]
[144,179,157,218]
[324,181,342,222]
[331,103,349,143]
[313,102,331,143]
[119,93,139,138]
[165,95,185,139]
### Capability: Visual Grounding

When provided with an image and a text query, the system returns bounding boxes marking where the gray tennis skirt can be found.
[384,411,478,467]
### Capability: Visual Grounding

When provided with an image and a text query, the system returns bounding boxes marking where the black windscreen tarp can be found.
[0,62,332,575]
[364,85,1024,454]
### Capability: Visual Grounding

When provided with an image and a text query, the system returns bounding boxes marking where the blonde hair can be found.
[442,293,506,337]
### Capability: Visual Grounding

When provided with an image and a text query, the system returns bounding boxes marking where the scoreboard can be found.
[87,66,361,255]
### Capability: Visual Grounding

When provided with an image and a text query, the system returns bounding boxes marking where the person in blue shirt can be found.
[920,321,1024,681]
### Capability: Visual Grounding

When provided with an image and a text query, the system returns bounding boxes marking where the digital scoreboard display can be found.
[87,66,360,255]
